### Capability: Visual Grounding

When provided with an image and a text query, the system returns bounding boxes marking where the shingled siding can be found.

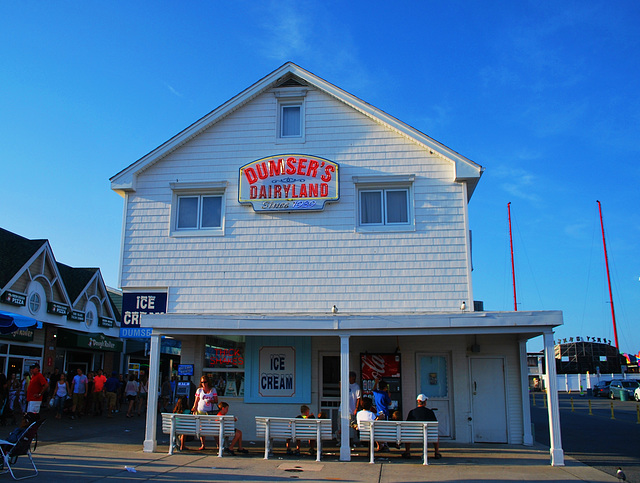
[120,87,471,314]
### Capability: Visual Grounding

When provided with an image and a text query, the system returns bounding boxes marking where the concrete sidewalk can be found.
[4,409,618,482]
[13,437,619,482]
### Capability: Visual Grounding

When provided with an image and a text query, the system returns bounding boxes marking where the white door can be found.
[470,357,508,443]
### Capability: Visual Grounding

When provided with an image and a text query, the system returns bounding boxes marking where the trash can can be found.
[620,391,628,401]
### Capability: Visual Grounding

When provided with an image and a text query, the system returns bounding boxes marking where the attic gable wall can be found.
[121,86,471,314]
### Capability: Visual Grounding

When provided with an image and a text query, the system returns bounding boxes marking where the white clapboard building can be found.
[110,63,564,464]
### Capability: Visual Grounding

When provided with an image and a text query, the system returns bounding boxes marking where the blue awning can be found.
[0,310,42,334]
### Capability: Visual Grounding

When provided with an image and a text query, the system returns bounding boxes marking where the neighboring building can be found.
[0,228,123,376]
[110,63,565,464]
[554,339,623,374]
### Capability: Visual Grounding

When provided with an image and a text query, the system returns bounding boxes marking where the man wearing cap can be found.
[402,394,441,459]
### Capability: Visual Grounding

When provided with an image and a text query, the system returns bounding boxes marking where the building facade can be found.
[0,228,123,377]
[110,63,564,464]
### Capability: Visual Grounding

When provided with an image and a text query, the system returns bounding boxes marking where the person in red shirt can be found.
[92,369,107,416]
[26,364,49,415]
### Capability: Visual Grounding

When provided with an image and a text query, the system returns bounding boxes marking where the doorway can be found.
[470,357,508,443]
[319,353,340,433]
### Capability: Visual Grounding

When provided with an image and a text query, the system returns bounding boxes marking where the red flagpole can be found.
[508,202,517,311]
[597,200,619,350]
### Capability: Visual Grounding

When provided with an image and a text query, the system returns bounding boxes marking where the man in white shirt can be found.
[348,371,361,418]
[356,397,376,430]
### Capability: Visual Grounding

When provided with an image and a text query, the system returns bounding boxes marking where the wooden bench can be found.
[161,413,236,456]
[359,420,439,465]
[255,416,332,462]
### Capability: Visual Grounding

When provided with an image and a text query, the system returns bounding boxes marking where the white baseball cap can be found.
[417,394,428,402]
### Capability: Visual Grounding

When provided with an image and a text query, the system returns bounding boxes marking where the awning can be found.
[0,310,42,334]
[57,328,123,352]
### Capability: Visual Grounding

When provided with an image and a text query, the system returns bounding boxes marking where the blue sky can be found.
[1,2,638,354]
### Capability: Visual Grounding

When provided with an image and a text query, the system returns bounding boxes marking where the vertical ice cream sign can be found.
[259,346,296,397]
[239,155,339,212]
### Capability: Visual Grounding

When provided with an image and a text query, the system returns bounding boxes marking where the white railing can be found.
[551,373,640,392]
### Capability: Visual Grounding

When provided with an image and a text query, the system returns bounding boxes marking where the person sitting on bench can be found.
[402,394,441,459]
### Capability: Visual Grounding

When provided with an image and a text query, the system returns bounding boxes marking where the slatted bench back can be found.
[359,420,438,445]
[161,413,236,438]
[255,416,332,441]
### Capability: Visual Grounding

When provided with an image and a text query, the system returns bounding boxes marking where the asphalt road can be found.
[531,391,640,483]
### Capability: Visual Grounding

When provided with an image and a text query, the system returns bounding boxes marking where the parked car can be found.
[608,379,639,400]
[592,380,611,398]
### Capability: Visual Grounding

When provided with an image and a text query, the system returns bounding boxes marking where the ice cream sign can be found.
[239,154,339,212]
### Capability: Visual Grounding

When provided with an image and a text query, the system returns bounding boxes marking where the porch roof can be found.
[141,310,562,339]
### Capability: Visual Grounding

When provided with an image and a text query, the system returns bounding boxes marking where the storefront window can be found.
[204,336,244,398]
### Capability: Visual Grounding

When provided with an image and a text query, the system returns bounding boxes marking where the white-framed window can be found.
[28,292,41,315]
[170,181,227,237]
[26,281,45,316]
[176,195,223,230]
[360,189,409,225]
[85,300,97,329]
[354,175,415,232]
[274,88,307,143]
[281,104,302,137]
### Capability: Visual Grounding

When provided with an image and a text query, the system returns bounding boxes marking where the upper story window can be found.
[177,195,222,229]
[353,175,415,232]
[28,292,41,315]
[274,87,307,143]
[26,281,45,316]
[360,189,409,224]
[170,181,227,237]
[280,104,301,137]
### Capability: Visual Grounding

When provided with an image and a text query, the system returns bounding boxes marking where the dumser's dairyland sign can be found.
[239,154,339,212]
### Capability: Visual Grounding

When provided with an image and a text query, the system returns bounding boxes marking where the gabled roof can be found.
[57,264,119,322]
[56,263,99,305]
[110,62,484,199]
[0,228,47,288]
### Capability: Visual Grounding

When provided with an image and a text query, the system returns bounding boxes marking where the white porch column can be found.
[339,335,351,461]
[518,339,533,446]
[543,331,564,466]
[143,333,161,452]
